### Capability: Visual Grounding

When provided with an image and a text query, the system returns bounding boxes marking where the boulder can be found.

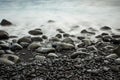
[0,19,12,26]
[0,30,9,40]
[28,29,43,35]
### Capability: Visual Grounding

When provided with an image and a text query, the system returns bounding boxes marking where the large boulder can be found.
[0,30,9,40]
[0,19,12,26]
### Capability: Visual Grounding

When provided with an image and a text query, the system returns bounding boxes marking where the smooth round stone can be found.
[28,42,41,50]
[5,50,14,54]
[70,52,80,59]
[100,26,111,30]
[55,34,62,38]
[111,39,120,44]
[115,58,120,64]
[18,36,32,43]
[113,46,120,57]
[0,30,9,40]
[29,29,43,35]
[36,47,55,53]
[105,54,118,59]
[0,43,10,50]
[10,43,23,51]
[56,29,65,33]
[0,58,14,64]
[49,37,60,42]
[63,33,70,37]
[48,20,55,23]
[47,53,58,57]
[52,42,75,50]
[77,36,85,40]
[0,50,5,55]
[42,35,48,39]
[101,33,109,36]
[82,39,91,46]
[31,37,43,42]
[62,37,74,45]
[1,54,20,63]
[81,29,88,34]
[35,55,46,62]
[20,42,29,48]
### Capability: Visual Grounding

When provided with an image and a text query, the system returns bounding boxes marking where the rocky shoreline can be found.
[0,19,120,80]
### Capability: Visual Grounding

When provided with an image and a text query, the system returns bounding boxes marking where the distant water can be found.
[0,0,120,37]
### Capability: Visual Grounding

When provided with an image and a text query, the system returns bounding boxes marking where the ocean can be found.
[0,0,120,37]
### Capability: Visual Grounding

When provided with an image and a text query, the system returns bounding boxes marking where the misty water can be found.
[0,0,120,37]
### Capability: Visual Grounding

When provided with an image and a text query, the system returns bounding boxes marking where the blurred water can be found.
[0,0,120,37]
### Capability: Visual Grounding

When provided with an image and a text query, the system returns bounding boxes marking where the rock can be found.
[0,50,5,55]
[47,53,58,57]
[62,37,74,45]
[10,43,23,51]
[81,29,88,34]
[0,43,10,50]
[28,29,43,35]
[18,36,32,43]
[63,33,70,37]
[115,58,120,64]
[36,47,55,53]
[0,58,14,64]
[101,33,109,36]
[52,42,75,50]
[0,30,9,40]
[0,54,20,64]
[77,36,85,40]
[77,42,85,48]
[56,29,65,33]
[112,35,120,38]
[49,37,60,42]
[110,65,120,72]
[20,42,29,48]
[100,26,111,30]
[113,46,120,57]
[0,19,12,26]
[102,35,112,42]
[87,69,100,74]
[42,35,48,39]
[5,50,14,54]
[70,52,80,59]
[48,20,55,23]
[35,55,46,62]
[105,54,118,59]
[82,39,91,46]
[31,37,43,42]
[111,38,120,44]
[28,42,41,50]
[55,34,62,38]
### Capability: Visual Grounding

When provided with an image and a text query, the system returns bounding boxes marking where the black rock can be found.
[77,36,85,40]
[113,46,120,57]
[100,26,111,30]
[48,20,55,23]
[28,29,43,35]
[81,29,88,34]
[42,35,48,39]
[0,30,9,40]
[55,34,62,38]
[18,36,32,43]
[0,19,12,26]
[63,33,70,37]
[31,37,43,42]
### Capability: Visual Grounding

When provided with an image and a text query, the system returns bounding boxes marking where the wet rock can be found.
[52,42,75,50]
[20,42,29,48]
[0,50,5,55]
[48,20,55,23]
[86,69,100,74]
[81,29,88,34]
[0,19,12,26]
[113,46,120,57]
[10,43,23,51]
[82,39,91,46]
[5,50,14,54]
[49,37,60,42]
[77,42,85,48]
[56,29,65,33]
[63,33,70,37]
[28,42,41,50]
[47,53,58,57]
[31,37,43,42]
[100,26,111,30]
[77,36,85,40]
[110,65,120,72]
[105,54,118,59]
[35,55,46,62]
[62,37,74,45]
[111,38,120,44]
[36,47,55,53]
[42,35,48,39]
[0,43,10,50]
[112,35,120,38]
[0,30,9,40]
[70,52,80,59]
[101,33,109,36]
[0,54,20,64]
[102,35,112,42]
[115,58,120,64]
[55,34,62,38]
[18,36,32,43]
[29,29,43,35]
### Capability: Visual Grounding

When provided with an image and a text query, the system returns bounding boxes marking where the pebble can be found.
[10,43,23,51]
[113,46,120,57]
[35,55,46,62]
[18,36,32,43]
[28,29,43,35]
[36,47,55,53]
[0,50,5,55]
[28,42,41,50]
[47,53,58,57]
[105,54,118,59]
